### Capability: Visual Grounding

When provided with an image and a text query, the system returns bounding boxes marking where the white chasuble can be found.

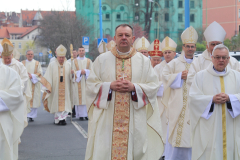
[3,58,32,128]
[72,57,93,105]
[187,49,240,87]
[0,64,25,160]
[189,64,240,160]
[22,59,42,109]
[154,60,169,144]
[162,52,194,148]
[85,47,164,160]
[41,60,72,114]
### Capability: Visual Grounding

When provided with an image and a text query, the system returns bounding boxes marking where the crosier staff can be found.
[70,44,73,122]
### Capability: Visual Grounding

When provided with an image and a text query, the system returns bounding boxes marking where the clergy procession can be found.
[0,21,240,160]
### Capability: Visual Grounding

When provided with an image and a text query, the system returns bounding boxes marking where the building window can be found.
[135,12,139,21]
[120,6,124,11]
[102,6,107,11]
[190,1,195,8]
[190,14,195,22]
[116,13,121,20]
[27,35,29,39]
[155,13,159,22]
[12,42,15,47]
[164,29,170,37]
[239,9,240,18]
[32,35,35,39]
[178,1,183,8]
[165,13,169,22]
[239,25,240,32]
[106,13,110,20]
[165,0,169,8]
[178,14,183,22]
[19,43,21,49]
[155,0,160,8]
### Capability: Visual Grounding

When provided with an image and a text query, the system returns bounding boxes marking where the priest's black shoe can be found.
[79,117,84,121]
[28,118,34,122]
[59,120,67,125]
[85,117,88,120]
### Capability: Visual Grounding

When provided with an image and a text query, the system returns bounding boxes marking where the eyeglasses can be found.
[210,43,221,46]
[212,56,229,60]
[185,45,195,49]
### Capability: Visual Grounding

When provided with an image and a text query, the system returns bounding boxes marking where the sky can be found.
[1,0,75,12]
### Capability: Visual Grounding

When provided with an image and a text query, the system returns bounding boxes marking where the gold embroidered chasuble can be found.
[162,52,194,148]
[189,64,240,160]
[41,60,72,113]
[85,46,164,160]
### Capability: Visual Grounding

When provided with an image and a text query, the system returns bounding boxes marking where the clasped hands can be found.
[213,93,230,104]
[110,79,135,92]
[71,69,86,75]
[28,73,32,79]
[181,70,188,80]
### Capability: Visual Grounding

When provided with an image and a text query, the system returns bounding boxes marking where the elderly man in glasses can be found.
[187,21,240,87]
[189,44,240,160]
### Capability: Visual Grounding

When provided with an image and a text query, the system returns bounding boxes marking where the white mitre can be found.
[204,21,226,44]
[106,40,116,51]
[0,44,3,56]
[135,36,150,52]
[98,41,108,54]
[161,36,177,52]
[56,44,67,56]
[133,37,140,48]
[181,26,198,44]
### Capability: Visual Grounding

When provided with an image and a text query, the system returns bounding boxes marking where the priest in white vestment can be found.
[22,49,43,122]
[1,38,32,128]
[162,26,198,160]
[135,36,150,57]
[187,21,240,87]
[189,44,240,160]
[85,24,164,160]
[0,43,25,160]
[41,44,73,125]
[67,49,78,63]
[148,39,162,67]
[72,46,93,121]
[154,36,177,160]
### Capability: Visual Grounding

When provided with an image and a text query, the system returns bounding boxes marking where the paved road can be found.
[19,104,88,160]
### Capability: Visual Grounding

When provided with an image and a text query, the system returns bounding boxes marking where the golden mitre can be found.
[161,36,177,52]
[148,39,163,57]
[98,41,108,54]
[106,40,116,51]
[1,38,14,57]
[56,44,67,56]
[135,36,150,52]
[181,26,198,44]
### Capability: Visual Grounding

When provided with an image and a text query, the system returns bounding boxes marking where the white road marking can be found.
[72,121,88,138]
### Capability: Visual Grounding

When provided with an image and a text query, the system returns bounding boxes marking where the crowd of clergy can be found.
[0,21,240,160]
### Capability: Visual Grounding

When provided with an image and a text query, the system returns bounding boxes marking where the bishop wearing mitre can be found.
[148,39,162,67]
[41,44,72,125]
[22,49,43,122]
[85,24,164,160]
[0,41,25,160]
[189,44,240,160]
[72,46,93,121]
[1,38,32,128]
[135,36,150,57]
[187,21,240,86]
[162,26,198,160]
[154,36,177,159]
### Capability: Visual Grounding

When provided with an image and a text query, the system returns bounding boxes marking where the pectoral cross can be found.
[121,73,127,80]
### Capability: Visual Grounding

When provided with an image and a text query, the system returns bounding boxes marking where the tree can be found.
[23,41,36,54]
[37,11,92,59]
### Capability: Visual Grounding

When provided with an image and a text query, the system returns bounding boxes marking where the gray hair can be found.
[26,49,34,55]
[212,44,229,56]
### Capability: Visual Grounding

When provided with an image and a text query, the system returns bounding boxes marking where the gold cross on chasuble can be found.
[111,57,132,160]
[58,66,65,112]
[220,76,227,160]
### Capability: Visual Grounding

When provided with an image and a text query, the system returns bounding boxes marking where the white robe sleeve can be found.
[132,84,149,109]
[85,69,90,80]
[201,98,214,120]
[76,70,82,83]
[157,84,164,97]
[227,94,240,118]
[31,74,39,84]
[0,97,9,112]
[170,72,184,89]
[93,82,111,109]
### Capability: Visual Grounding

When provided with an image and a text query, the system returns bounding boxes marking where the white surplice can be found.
[85,49,164,160]
[0,63,25,160]
[162,52,194,160]
[2,58,32,127]
[189,64,240,160]
[187,49,240,87]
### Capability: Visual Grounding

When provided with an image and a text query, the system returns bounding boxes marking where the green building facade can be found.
[75,0,202,43]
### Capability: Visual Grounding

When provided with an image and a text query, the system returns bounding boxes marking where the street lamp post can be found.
[99,0,103,39]
[149,0,161,40]
[185,0,190,29]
